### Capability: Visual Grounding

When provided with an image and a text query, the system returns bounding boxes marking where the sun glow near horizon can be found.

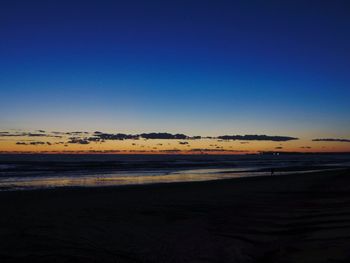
[0,130,349,154]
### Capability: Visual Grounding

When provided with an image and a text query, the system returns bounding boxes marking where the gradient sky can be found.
[1,0,350,153]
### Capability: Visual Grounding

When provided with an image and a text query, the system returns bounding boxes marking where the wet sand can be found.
[0,169,350,262]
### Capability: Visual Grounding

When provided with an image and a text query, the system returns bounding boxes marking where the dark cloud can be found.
[140,133,188,140]
[67,137,90,144]
[141,133,202,140]
[217,135,298,142]
[92,133,138,141]
[87,132,201,141]
[27,133,48,137]
[312,138,350,143]
[275,147,283,149]
[87,137,102,142]
[30,141,46,145]
[0,132,62,138]
[1,132,44,137]
[16,141,47,145]
[66,131,90,135]
[4,130,300,148]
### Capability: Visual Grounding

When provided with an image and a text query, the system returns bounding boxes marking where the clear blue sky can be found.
[1,0,350,138]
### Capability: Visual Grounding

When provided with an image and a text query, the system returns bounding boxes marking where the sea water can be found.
[0,154,349,190]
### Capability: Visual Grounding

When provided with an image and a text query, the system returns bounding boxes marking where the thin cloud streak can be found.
[313,138,350,143]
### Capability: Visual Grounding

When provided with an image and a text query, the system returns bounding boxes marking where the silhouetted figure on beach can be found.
[271,168,275,176]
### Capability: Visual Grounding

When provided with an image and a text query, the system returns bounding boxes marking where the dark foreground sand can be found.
[1,169,350,262]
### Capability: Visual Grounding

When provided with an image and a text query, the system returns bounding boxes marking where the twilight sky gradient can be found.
[1,0,350,153]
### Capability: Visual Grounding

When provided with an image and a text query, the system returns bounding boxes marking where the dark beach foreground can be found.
[1,169,350,262]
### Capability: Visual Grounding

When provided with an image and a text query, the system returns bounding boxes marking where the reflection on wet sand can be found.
[0,168,340,190]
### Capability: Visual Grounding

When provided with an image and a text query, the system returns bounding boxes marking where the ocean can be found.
[0,154,349,191]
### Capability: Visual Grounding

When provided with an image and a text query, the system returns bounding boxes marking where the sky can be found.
[0,0,350,153]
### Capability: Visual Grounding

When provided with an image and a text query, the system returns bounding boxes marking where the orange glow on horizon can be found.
[1,134,349,154]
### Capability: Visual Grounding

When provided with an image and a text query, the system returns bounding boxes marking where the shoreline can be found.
[0,169,350,262]
[0,166,348,192]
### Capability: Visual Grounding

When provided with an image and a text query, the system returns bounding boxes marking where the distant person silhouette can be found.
[271,168,275,176]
